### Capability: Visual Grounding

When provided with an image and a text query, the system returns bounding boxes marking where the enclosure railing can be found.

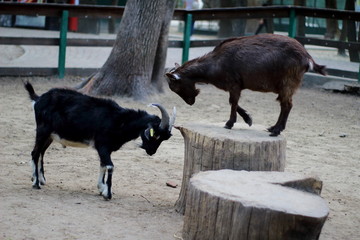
[0,2,359,82]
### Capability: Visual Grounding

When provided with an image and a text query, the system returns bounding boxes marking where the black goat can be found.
[166,34,326,136]
[24,82,176,200]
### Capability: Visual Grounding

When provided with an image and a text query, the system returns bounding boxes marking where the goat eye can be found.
[170,84,180,92]
[151,135,160,141]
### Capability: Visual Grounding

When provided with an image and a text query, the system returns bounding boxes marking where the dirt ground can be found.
[0,76,359,240]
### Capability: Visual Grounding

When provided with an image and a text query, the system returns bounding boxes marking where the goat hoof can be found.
[225,121,234,129]
[268,126,282,136]
[40,178,46,186]
[32,185,41,189]
[269,128,281,137]
[245,116,253,127]
[102,193,112,201]
[269,131,280,137]
[267,126,275,132]
[100,186,112,200]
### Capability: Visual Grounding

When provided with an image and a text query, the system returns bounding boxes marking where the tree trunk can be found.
[294,0,305,37]
[79,0,176,98]
[151,0,176,91]
[183,170,329,240]
[325,0,338,39]
[217,0,247,38]
[175,123,286,214]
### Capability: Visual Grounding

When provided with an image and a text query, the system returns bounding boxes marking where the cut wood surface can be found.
[175,123,286,214]
[183,170,329,240]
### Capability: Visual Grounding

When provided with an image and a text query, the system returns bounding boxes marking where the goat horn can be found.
[169,106,176,132]
[150,104,176,131]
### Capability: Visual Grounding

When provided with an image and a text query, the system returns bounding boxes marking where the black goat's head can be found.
[140,104,176,156]
[165,64,200,105]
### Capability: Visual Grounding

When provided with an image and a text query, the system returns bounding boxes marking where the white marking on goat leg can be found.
[30,160,37,186]
[38,155,46,185]
[101,186,109,198]
[97,165,114,198]
[97,166,107,194]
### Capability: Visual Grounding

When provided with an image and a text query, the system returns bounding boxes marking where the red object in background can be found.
[68,0,78,31]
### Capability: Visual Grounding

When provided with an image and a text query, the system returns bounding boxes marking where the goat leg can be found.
[225,104,237,129]
[268,99,293,136]
[97,165,113,200]
[31,147,42,189]
[97,148,113,200]
[31,131,51,189]
[225,92,240,129]
[237,105,252,126]
[105,166,113,200]
[38,138,52,185]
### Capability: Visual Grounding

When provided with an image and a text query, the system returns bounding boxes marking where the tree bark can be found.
[294,0,305,37]
[151,0,176,91]
[183,170,329,240]
[217,0,247,38]
[325,0,338,39]
[79,0,176,98]
[175,123,286,214]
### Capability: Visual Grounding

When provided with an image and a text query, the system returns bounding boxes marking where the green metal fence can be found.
[0,2,359,81]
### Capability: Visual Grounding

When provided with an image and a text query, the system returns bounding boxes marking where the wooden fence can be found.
[0,2,359,81]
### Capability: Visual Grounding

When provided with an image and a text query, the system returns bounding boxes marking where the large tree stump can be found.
[175,123,286,214]
[183,170,329,240]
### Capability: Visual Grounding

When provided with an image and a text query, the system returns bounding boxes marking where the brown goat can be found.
[166,34,326,136]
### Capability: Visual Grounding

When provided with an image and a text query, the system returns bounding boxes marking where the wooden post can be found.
[175,123,286,214]
[183,170,329,240]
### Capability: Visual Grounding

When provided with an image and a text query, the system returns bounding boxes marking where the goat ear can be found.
[195,89,200,96]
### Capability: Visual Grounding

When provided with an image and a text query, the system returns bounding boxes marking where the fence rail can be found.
[0,2,359,81]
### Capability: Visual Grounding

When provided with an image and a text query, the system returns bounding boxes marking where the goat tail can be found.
[308,59,327,76]
[24,81,40,102]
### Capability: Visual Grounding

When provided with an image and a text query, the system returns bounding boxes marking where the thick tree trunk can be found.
[183,170,329,240]
[175,123,286,214]
[151,0,176,91]
[79,0,175,98]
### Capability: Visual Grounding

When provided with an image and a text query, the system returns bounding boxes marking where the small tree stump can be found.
[175,123,286,214]
[183,170,329,240]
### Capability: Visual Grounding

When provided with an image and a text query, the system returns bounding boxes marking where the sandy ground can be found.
[0,76,359,240]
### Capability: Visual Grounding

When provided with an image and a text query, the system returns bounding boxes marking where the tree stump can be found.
[175,123,286,214]
[183,170,329,240]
